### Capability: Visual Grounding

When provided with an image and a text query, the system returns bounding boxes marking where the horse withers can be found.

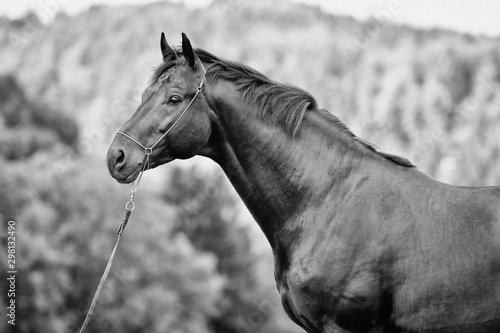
[107,33,500,333]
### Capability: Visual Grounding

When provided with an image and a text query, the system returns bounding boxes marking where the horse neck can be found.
[206,80,385,246]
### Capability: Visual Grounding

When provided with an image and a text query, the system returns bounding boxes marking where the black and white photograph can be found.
[1,1,500,332]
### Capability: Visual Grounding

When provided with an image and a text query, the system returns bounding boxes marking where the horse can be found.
[106,33,500,332]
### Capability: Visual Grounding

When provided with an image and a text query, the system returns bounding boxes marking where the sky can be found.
[1,0,500,37]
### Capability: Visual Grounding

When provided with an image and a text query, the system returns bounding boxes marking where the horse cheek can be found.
[175,113,211,158]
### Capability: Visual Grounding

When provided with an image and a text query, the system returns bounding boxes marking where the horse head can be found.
[107,33,214,183]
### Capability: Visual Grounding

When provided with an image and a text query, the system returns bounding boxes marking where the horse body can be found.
[211,89,500,332]
[107,33,500,332]
[277,168,500,332]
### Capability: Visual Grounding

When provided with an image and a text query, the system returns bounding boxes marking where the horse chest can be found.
[274,233,388,332]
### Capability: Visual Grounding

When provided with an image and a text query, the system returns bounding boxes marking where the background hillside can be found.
[1,0,500,332]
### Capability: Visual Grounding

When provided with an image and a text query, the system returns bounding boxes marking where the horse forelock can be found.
[150,61,177,84]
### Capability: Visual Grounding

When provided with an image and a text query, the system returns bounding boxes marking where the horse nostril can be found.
[115,149,126,168]
[117,149,125,163]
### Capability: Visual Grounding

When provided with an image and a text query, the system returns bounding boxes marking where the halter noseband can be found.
[116,65,206,161]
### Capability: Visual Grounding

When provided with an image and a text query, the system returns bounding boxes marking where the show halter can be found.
[78,65,206,333]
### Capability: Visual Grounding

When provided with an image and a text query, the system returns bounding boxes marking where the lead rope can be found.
[77,154,149,333]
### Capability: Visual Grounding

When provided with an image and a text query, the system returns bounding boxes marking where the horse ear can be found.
[181,32,200,71]
[160,32,176,62]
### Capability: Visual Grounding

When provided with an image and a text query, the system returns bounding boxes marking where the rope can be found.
[77,156,149,333]
[78,226,124,333]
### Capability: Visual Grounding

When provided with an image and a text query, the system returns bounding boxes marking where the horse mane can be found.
[151,48,414,168]
[196,49,317,138]
[316,108,415,168]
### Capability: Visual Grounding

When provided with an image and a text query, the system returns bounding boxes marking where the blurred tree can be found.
[0,75,78,160]
[163,166,269,333]
[440,48,475,131]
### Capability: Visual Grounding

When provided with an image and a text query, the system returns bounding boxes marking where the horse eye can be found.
[168,95,181,105]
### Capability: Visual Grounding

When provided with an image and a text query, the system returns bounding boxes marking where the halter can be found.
[116,65,206,172]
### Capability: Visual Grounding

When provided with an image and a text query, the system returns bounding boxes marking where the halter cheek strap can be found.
[116,65,206,161]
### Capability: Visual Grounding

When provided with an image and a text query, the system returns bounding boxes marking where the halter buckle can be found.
[144,148,153,156]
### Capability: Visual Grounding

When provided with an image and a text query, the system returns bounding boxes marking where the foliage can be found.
[0,75,78,158]
[0,155,228,332]
[164,166,267,332]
